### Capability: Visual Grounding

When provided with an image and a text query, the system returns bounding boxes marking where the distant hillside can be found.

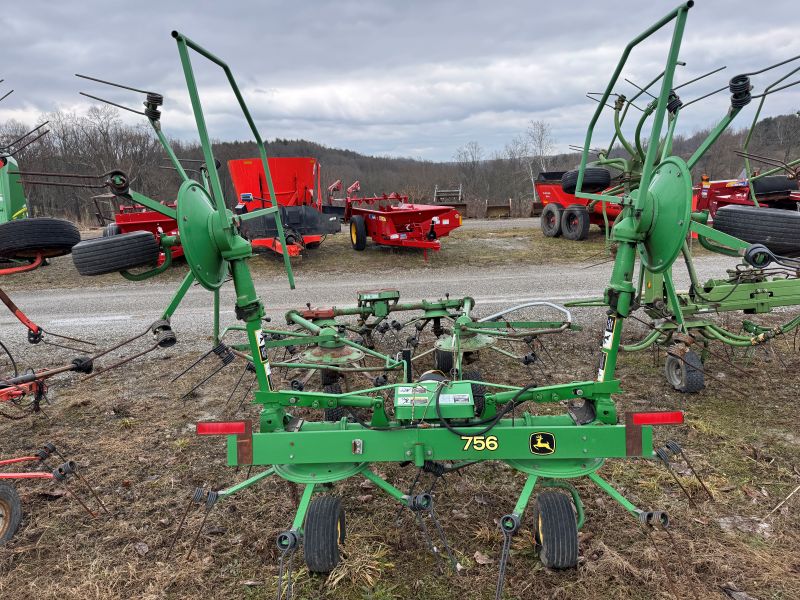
[2,106,798,224]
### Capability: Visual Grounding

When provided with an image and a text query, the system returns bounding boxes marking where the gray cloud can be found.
[2,1,799,160]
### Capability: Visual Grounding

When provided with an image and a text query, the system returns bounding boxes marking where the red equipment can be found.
[693,174,800,221]
[334,180,462,258]
[103,200,181,263]
[228,157,340,256]
[535,171,622,240]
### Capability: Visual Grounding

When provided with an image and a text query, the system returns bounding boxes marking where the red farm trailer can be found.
[534,171,622,240]
[228,157,340,256]
[693,173,799,220]
[329,180,462,257]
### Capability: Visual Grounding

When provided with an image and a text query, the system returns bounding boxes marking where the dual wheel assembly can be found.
[540,167,612,241]
[293,490,579,574]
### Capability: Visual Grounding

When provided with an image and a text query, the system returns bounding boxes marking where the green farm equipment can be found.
[70,3,794,595]
[559,13,800,393]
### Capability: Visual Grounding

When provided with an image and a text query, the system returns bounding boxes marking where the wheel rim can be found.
[0,498,10,539]
[350,223,357,244]
[666,357,685,388]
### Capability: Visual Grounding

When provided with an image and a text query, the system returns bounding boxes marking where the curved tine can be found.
[674,65,726,90]
[625,78,656,99]
[0,121,49,151]
[740,53,800,78]
[75,73,154,95]
[752,77,800,98]
[681,84,727,109]
[79,92,146,117]
[478,301,572,323]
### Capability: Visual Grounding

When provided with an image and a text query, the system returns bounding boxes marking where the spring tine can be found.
[83,343,159,381]
[40,329,96,346]
[675,448,714,501]
[61,481,97,518]
[658,448,697,508]
[674,65,727,90]
[180,361,231,402]
[78,92,146,117]
[186,494,217,559]
[72,471,111,516]
[167,487,204,559]
[171,347,215,382]
[223,364,248,409]
[75,73,154,94]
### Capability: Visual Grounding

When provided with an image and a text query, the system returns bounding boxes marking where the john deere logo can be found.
[529,432,556,455]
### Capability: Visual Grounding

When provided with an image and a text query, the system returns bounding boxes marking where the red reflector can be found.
[197,421,247,435]
[631,411,684,426]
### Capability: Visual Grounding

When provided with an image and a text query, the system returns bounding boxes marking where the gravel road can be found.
[0,250,736,351]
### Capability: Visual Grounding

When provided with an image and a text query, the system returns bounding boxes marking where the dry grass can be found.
[1,253,800,599]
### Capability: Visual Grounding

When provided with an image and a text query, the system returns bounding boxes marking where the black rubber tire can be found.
[72,231,160,276]
[751,175,799,196]
[433,349,454,376]
[462,369,485,418]
[323,382,347,421]
[350,215,367,251]
[320,369,339,386]
[0,218,80,259]
[561,205,591,241]
[664,350,705,393]
[540,203,563,237]
[561,168,611,194]
[305,241,321,249]
[0,482,22,545]
[102,223,121,237]
[304,495,345,573]
[713,205,800,255]
[533,491,579,569]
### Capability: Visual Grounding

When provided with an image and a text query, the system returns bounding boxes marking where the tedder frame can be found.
[72,4,779,595]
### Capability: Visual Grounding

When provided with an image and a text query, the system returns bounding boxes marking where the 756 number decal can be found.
[461,435,499,451]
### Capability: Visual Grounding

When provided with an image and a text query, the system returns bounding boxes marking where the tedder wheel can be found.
[560,167,611,195]
[0,483,22,545]
[304,495,346,573]
[349,215,367,251]
[532,491,579,569]
[102,223,121,237]
[0,217,81,259]
[462,368,485,418]
[433,349,454,375]
[664,350,705,393]
[713,205,800,255]
[72,231,160,276]
[540,203,563,237]
[561,205,591,241]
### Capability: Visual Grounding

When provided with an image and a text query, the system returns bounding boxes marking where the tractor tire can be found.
[102,223,121,237]
[0,483,22,545]
[540,204,563,237]
[303,495,346,573]
[462,368,485,418]
[664,350,704,393]
[433,349,454,376]
[561,205,591,241]
[561,168,611,195]
[751,175,799,196]
[72,231,160,276]
[713,205,800,255]
[532,491,579,569]
[350,215,367,251]
[0,218,80,259]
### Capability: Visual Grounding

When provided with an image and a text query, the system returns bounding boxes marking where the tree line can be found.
[1,106,797,224]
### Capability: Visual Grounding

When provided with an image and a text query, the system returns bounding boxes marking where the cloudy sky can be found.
[2,1,799,160]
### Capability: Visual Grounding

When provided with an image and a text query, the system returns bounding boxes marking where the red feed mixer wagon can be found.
[329,180,462,258]
[228,156,340,256]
